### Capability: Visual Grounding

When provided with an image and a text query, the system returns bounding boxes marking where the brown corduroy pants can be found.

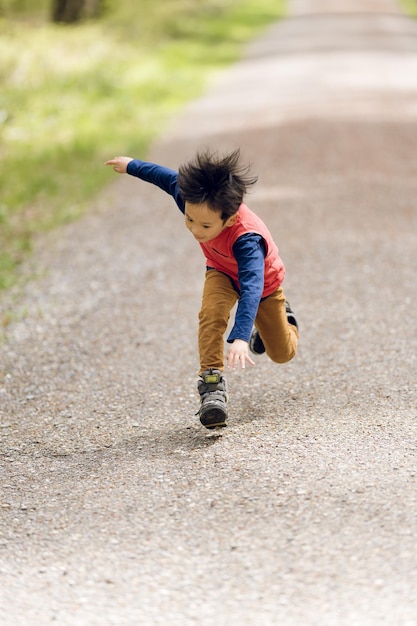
[198,269,299,373]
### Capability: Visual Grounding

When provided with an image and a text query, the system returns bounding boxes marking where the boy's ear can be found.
[225,214,238,227]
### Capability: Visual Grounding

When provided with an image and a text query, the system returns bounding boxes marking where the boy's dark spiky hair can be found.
[177,148,258,222]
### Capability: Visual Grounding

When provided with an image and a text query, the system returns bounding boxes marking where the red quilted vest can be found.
[200,203,285,297]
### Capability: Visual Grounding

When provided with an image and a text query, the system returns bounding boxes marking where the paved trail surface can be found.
[1,1,417,624]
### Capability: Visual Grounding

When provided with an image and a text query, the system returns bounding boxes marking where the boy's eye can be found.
[186,216,193,222]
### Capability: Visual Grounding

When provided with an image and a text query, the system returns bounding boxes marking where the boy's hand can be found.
[104,156,133,173]
[226,339,255,371]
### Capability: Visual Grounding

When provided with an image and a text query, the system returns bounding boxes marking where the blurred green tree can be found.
[51,0,102,22]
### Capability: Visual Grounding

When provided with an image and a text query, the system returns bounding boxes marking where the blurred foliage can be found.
[399,0,417,16]
[0,0,286,292]
[0,0,49,19]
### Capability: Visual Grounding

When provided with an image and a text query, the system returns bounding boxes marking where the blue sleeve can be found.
[227,233,266,344]
[126,159,185,213]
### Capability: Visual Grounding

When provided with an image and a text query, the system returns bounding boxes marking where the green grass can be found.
[0,0,287,293]
[400,0,417,16]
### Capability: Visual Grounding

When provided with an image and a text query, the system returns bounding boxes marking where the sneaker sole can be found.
[200,406,228,429]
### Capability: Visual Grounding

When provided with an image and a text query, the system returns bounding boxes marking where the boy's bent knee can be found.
[265,327,298,364]
[268,346,297,364]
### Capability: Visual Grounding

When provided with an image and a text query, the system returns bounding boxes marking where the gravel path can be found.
[1,1,417,624]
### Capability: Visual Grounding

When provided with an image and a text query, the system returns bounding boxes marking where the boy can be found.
[105,149,298,429]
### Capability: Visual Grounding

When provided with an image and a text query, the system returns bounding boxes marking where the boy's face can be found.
[185,202,237,243]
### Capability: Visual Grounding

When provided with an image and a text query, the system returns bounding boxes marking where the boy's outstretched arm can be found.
[105,156,133,173]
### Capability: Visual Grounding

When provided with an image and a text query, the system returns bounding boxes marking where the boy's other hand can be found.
[104,156,133,173]
[226,339,255,371]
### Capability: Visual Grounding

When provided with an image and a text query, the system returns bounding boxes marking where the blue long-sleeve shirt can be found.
[127,159,266,343]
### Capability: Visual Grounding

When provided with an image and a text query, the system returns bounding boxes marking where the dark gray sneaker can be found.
[249,301,298,356]
[285,301,299,330]
[249,328,265,355]
[197,369,228,429]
